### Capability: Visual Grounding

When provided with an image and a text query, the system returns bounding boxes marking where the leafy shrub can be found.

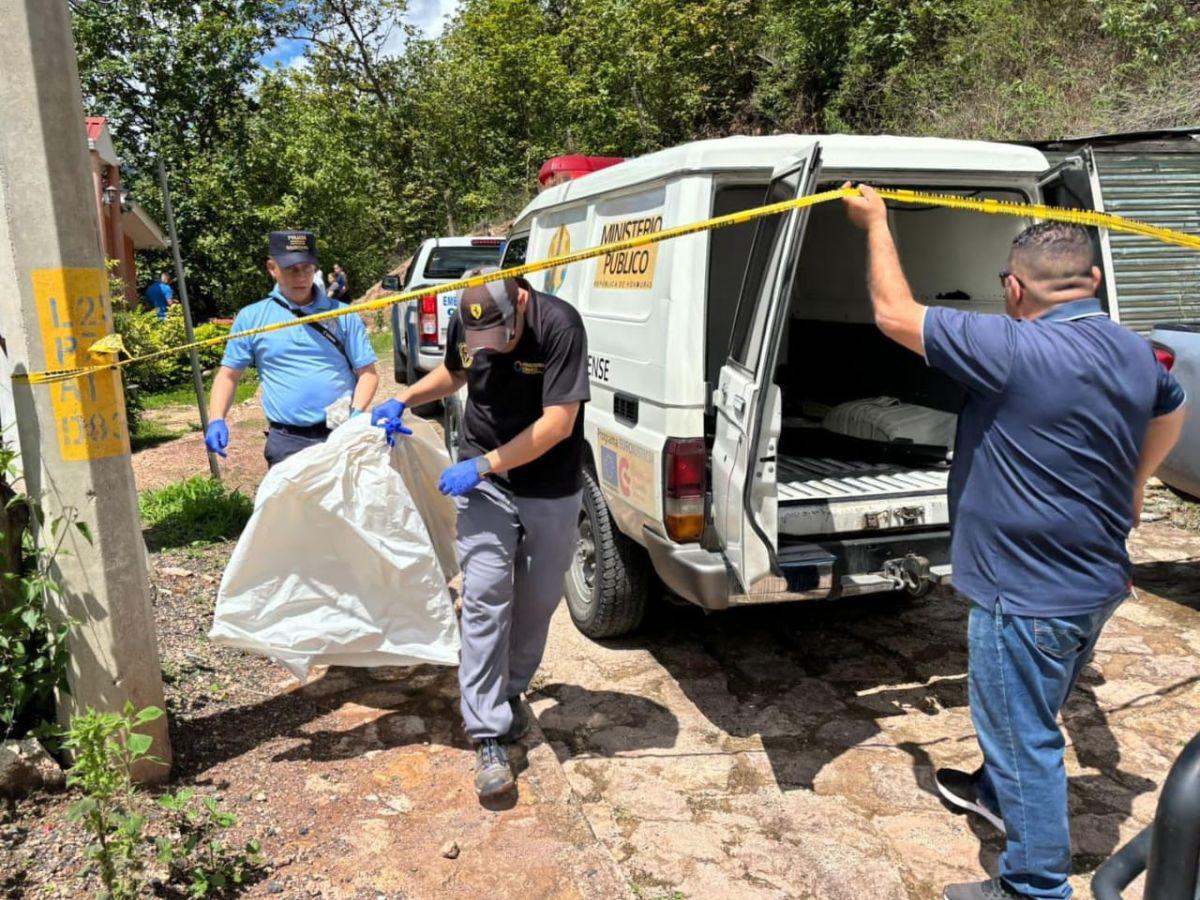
[138,478,253,550]
[113,307,190,393]
[64,704,165,899]
[113,309,231,396]
[157,789,263,896]
[63,704,262,898]
[193,320,231,373]
[0,441,79,741]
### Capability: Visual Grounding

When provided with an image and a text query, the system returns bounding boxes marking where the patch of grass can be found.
[130,419,185,452]
[142,370,259,410]
[369,327,395,359]
[139,477,253,550]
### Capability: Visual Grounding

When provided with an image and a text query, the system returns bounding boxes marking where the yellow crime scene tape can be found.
[17,185,1200,386]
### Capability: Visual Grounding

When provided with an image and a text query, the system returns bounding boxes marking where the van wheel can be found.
[565,469,648,639]
[443,396,462,463]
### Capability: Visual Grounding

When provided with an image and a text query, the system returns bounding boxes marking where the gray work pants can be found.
[454,479,582,740]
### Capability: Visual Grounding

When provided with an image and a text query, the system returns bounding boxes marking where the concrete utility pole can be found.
[0,0,170,778]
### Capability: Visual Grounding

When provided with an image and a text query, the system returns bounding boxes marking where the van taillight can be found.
[419,294,438,346]
[665,438,706,543]
[1153,343,1176,372]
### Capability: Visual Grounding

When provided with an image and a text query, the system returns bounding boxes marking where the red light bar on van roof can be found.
[470,238,503,247]
[538,155,624,189]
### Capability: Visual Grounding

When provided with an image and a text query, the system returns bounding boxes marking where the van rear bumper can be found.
[641,529,838,611]
[416,346,444,373]
[643,526,953,611]
[643,527,731,610]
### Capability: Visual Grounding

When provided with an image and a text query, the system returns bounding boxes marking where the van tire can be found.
[565,469,648,639]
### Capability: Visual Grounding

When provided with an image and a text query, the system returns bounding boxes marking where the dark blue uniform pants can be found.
[264,424,331,468]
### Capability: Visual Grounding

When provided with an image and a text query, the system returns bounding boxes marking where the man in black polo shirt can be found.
[371,266,589,799]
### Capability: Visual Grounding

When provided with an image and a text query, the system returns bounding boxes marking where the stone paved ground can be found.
[531,521,1200,899]
[115,355,1200,899]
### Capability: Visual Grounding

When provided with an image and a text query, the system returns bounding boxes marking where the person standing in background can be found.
[143,271,175,321]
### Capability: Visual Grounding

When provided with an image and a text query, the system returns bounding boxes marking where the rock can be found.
[384,795,412,814]
[440,840,460,859]
[159,566,194,577]
[267,882,284,894]
[253,791,267,802]
[0,739,65,798]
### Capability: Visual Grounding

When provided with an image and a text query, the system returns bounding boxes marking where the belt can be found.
[268,420,331,438]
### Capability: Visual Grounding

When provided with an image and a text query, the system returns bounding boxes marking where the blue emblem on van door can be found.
[601,446,618,488]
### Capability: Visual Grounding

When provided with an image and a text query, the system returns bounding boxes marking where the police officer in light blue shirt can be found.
[205,230,379,467]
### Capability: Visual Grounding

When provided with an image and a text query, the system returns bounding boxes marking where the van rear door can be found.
[1038,147,1121,319]
[711,144,822,592]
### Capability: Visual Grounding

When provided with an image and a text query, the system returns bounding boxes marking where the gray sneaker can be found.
[474,738,514,798]
[502,695,529,744]
[936,767,1006,834]
[943,877,1024,899]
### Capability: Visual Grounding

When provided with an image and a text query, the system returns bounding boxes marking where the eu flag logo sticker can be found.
[601,446,618,488]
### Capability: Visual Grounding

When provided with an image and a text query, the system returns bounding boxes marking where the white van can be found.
[386,236,505,393]
[466,134,1119,637]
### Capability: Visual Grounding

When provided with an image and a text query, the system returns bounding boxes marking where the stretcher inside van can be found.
[491,134,1119,637]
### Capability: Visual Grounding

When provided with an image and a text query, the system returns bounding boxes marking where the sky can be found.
[259,0,457,69]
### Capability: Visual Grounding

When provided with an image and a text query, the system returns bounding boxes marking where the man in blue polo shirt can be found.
[843,185,1185,900]
[143,271,175,321]
[204,230,379,467]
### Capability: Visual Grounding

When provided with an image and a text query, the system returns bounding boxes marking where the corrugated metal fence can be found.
[1047,145,1200,333]
[1098,151,1200,332]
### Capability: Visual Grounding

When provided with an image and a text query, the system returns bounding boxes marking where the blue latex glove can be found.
[438,459,483,496]
[204,419,228,458]
[371,398,406,427]
[381,417,413,447]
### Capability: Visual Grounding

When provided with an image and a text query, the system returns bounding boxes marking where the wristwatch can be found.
[474,456,493,476]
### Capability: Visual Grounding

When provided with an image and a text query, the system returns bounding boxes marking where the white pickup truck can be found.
[493,133,1122,638]
[384,236,505,410]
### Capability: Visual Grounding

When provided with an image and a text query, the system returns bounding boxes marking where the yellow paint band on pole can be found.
[17,186,1200,386]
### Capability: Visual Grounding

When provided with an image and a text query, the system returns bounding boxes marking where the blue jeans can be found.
[968,595,1125,899]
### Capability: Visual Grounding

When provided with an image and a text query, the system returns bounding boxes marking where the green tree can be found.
[71,0,297,313]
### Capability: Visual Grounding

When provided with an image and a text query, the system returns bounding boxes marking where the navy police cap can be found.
[269,230,318,268]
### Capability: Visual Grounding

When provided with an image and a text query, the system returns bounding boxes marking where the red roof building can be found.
[85,116,168,305]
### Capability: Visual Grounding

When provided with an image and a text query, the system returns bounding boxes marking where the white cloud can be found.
[260,37,309,70]
[405,0,457,39]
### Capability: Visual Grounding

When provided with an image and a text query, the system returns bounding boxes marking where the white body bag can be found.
[209,413,461,680]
